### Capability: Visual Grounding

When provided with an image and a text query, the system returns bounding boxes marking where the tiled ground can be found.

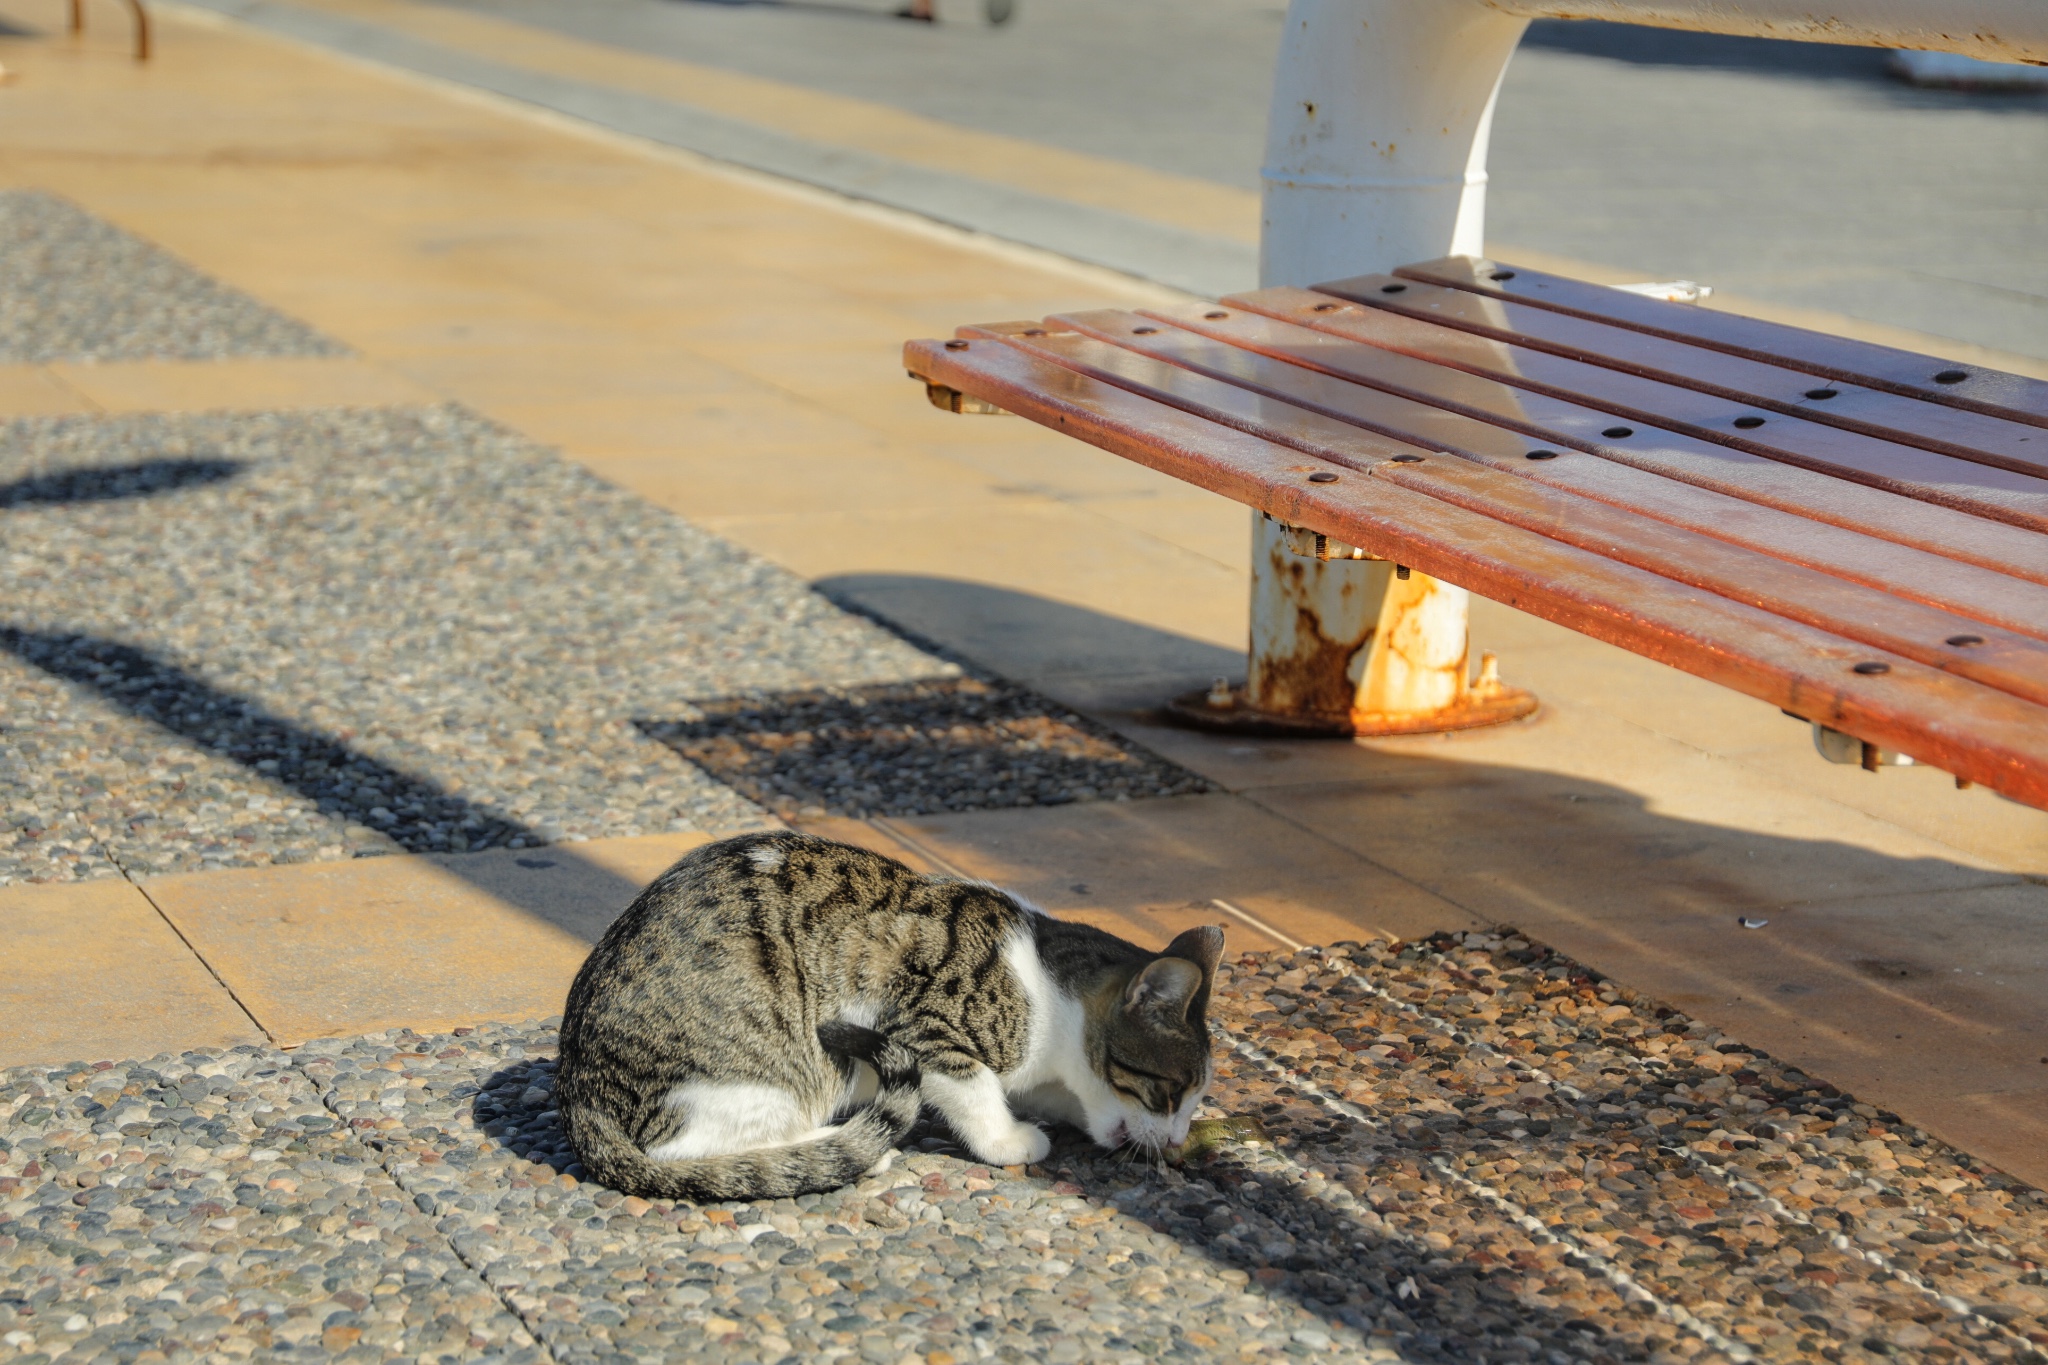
[0,405,1204,884]
[6,930,2041,1365]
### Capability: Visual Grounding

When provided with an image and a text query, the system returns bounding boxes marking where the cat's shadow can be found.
[463,1054,1670,1360]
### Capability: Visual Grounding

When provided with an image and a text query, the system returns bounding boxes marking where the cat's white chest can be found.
[996,930,1099,1118]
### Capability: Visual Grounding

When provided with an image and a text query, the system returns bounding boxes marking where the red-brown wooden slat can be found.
[1040,308,2048,643]
[904,333,2048,808]
[1395,255,2048,430]
[991,320,2048,707]
[1316,272,2048,477]
[1226,286,2048,534]
[1118,297,2048,587]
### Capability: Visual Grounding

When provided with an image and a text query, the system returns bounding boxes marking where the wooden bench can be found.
[904,256,2048,811]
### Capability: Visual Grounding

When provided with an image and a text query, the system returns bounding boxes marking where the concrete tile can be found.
[576,443,1016,523]
[142,833,711,1047]
[707,503,1246,667]
[50,357,440,413]
[1454,873,2048,1190]
[0,364,97,417]
[481,394,889,459]
[0,878,265,1068]
[871,794,1479,949]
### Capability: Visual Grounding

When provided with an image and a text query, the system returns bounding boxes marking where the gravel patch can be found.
[9,930,2041,1364]
[0,191,345,364]
[0,405,1200,885]
[646,678,1210,820]
[0,1048,534,1364]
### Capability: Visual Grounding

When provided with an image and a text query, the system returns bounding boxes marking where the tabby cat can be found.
[557,831,1222,1201]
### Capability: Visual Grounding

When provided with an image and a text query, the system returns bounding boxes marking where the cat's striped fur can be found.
[557,831,1221,1201]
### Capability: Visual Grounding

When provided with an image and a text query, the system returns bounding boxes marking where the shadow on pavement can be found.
[0,626,650,931]
[456,1050,1674,1363]
[0,456,242,508]
[1523,19,2048,110]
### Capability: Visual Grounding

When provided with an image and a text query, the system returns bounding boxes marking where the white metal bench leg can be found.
[1182,0,1534,736]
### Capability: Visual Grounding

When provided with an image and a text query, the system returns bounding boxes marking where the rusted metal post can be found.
[124,0,149,61]
[1175,0,1536,737]
[68,0,151,59]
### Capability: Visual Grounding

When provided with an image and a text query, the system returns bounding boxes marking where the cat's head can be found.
[1090,925,1225,1155]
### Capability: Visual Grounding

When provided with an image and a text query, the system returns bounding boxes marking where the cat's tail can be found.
[569,1023,922,1203]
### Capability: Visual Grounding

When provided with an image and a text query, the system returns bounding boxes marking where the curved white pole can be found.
[1261,0,1530,288]
[1244,0,1528,729]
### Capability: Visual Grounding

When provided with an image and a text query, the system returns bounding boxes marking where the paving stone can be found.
[0,191,345,364]
[8,932,2042,1363]
[0,405,1201,886]
[0,1048,535,1364]
[646,677,1209,821]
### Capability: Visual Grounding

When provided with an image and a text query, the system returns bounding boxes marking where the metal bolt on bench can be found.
[908,0,2048,801]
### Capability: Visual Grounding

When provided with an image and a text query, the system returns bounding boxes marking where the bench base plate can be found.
[1166,683,1539,739]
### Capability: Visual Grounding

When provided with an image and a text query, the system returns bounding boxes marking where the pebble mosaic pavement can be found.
[0,406,1205,885]
[0,192,345,365]
[5,930,2044,1365]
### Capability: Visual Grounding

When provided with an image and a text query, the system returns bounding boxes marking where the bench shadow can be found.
[1522,19,2048,111]
[798,576,2048,1144]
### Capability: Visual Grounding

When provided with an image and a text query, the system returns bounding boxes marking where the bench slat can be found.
[905,334,2048,807]
[1231,287,2048,534]
[1396,255,2048,431]
[997,320,2048,707]
[1318,273,2048,476]
[1139,298,2048,587]
[1044,309,2048,642]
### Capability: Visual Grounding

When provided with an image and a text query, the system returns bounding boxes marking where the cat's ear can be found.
[1162,925,1224,976]
[1123,957,1205,1023]
[1157,925,1223,1022]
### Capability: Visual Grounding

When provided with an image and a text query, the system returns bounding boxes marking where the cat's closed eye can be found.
[1108,1060,1187,1114]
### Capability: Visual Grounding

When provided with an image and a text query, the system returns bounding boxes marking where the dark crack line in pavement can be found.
[299,1065,564,1365]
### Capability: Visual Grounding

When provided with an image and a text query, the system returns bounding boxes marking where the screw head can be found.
[1852,661,1891,676]
[1312,302,1341,312]
[1389,455,1424,464]
[1733,416,1766,429]
[1489,270,1516,282]
[1307,471,1340,483]
[1525,450,1559,461]
[1204,310,1228,320]
[1381,283,1407,294]
[944,339,969,351]
[1601,426,1633,439]
[1022,328,1045,337]
[1804,388,1838,400]
[1933,369,1969,384]
[1133,326,1158,335]
[1946,634,1985,648]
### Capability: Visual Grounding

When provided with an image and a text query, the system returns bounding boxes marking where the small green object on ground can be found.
[1179,1114,1270,1161]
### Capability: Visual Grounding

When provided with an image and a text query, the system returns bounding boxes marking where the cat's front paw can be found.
[970,1121,1050,1167]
